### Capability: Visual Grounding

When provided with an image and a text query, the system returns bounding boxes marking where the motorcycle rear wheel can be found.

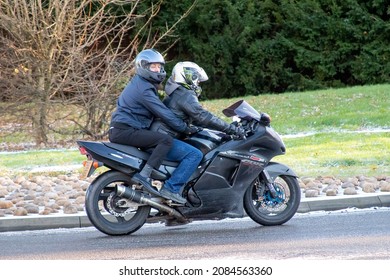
[244,175,301,226]
[85,170,151,236]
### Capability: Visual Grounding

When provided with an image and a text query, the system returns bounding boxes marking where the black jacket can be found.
[110,75,187,132]
[151,77,231,136]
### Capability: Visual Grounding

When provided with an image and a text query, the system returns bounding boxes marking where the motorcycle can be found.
[77,100,301,236]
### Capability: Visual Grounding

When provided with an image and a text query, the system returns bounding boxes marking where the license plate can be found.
[79,160,93,180]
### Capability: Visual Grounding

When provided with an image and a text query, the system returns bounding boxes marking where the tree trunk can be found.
[32,75,48,145]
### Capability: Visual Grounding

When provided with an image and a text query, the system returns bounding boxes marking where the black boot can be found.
[159,187,187,204]
[132,173,159,196]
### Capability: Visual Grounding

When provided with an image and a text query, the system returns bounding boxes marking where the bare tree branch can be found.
[0,0,196,145]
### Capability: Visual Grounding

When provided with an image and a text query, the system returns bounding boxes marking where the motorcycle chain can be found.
[106,192,136,218]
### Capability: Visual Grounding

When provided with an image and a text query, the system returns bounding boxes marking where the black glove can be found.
[184,126,202,135]
[260,113,271,126]
[226,124,246,138]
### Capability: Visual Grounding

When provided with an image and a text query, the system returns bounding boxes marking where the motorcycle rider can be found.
[109,49,203,204]
[152,61,246,139]
[150,61,246,226]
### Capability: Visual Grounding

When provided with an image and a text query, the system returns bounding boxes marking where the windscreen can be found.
[222,100,260,121]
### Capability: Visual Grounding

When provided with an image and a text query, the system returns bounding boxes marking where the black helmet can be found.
[135,49,166,83]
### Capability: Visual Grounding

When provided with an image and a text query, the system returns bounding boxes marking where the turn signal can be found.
[82,160,102,169]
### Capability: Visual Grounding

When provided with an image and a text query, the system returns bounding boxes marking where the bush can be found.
[161,0,390,98]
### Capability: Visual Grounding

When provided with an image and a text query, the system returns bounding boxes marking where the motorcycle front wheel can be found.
[85,170,151,236]
[244,175,301,226]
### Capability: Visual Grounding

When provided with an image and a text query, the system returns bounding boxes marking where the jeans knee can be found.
[191,148,203,163]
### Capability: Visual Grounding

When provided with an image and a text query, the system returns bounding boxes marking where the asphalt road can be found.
[1,207,389,260]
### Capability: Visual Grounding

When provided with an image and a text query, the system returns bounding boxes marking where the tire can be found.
[244,175,301,226]
[85,170,151,236]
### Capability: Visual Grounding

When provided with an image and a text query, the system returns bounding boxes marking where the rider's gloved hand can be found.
[184,125,202,135]
[260,113,271,126]
[227,124,246,139]
[233,126,246,139]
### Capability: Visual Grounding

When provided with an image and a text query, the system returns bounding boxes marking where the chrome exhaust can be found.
[116,185,187,222]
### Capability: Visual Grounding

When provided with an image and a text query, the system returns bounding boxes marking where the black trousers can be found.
[108,126,173,169]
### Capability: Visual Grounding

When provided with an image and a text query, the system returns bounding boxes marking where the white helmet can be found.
[172,61,208,95]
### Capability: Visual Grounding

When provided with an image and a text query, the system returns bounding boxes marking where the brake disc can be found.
[261,183,288,212]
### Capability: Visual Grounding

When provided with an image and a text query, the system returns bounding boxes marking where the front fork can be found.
[258,169,278,198]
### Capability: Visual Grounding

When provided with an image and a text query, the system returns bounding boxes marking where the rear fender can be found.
[77,140,143,173]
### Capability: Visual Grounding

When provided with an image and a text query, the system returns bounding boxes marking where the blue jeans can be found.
[163,139,203,194]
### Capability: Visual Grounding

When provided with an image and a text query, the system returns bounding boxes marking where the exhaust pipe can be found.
[116,185,187,222]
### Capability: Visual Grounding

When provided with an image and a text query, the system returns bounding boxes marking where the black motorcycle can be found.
[77,100,301,236]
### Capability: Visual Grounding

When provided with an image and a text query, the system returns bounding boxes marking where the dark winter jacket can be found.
[151,77,231,136]
[110,75,187,133]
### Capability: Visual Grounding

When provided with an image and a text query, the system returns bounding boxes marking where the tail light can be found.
[79,146,88,155]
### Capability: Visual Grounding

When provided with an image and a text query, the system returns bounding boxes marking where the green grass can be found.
[0,149,83,169]
[278,132,390,177]
[207,84,389,134]
[0,84,389,177]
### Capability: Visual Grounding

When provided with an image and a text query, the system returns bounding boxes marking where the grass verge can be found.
[0,84,389,178]
[279,131,390,177]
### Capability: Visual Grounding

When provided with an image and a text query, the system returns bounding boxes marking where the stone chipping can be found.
[0,174,389,217]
